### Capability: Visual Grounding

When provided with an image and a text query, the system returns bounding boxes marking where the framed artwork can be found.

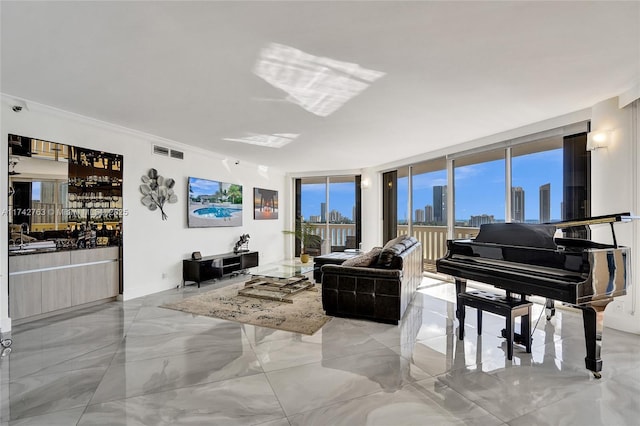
[187,177,243,227]
[254,188,278,220]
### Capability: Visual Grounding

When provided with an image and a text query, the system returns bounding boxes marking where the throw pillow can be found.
[342,247,382,267]
[376,243,405,268]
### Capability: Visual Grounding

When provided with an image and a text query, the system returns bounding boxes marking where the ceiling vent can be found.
[170,149,184,160]
[152,145,170,156]
[152,144,184,160]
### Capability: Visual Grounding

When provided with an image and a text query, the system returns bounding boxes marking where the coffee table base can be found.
[238,275,313,303]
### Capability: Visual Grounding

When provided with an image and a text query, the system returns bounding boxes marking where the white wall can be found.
[360,167,382,250]
[591,96,640,334]
[1,96,288,331]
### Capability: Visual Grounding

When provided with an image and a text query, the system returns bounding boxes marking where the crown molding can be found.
[1,93,286,175]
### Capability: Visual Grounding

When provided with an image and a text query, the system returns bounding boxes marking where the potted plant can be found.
[283,221,320,263]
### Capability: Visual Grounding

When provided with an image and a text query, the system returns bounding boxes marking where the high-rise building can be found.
[415,208,425,223]
[433,185,447,225]
[329,209,342,222]
[469,214,495,227]
[511,186,525,222]
[539,183,551,223]
[320,202,326,223]
[425,205,433,222]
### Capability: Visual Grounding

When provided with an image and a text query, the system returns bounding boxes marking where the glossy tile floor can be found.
[1,274,639,425]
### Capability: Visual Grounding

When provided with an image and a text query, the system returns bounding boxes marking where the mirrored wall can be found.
[8,134,123,252]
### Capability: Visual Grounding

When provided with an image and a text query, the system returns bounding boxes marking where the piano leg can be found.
[545,298,556,320]
[580,301,609,379]
[455,279,467,339]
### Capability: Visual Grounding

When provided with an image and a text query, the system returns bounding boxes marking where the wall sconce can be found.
[361,178,370,189]
[586,130,612,151]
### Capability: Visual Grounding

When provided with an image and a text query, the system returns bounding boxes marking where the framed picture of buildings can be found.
[254,188,278,220]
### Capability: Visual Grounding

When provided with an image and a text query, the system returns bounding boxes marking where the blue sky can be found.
[301,182,356,220]
[301,148,563,223]
[188,177,238,197]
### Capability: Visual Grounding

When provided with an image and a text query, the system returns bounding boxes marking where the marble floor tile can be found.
[508,376,640,426]
[9,367,106,421]
[4,274,640,425]
[8,407,85,426]
[112,322,254,363]
[90,345,262,404]
[78,374,285,426]
[266,347,430,416]
[288,377,503,426]
[252,319,389,372]
[8,340,120,380]
[123,310,232,338]
[436,357,595,423]
[253,418,291,426]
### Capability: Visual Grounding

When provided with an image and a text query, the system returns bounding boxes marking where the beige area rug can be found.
[161,281,331,335]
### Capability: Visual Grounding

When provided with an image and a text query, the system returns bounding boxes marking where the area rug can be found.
[161,281,331,335]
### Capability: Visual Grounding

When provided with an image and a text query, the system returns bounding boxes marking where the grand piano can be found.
[436,212,633,378]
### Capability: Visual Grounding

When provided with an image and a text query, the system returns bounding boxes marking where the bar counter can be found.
[8,246,121,322]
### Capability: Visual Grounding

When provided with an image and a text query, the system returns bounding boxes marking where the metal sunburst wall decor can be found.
[140,168,178,220]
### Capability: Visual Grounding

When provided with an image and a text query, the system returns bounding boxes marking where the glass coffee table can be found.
[246,260,314,280]
[241,261,315,302]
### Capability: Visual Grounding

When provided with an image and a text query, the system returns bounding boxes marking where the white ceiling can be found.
[2,1,639,173]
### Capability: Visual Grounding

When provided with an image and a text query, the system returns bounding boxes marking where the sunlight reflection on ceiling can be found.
[223,133,299,148]
[254,43,385,117]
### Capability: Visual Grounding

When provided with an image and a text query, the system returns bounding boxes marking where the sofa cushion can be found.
[400,237,417,249]
[383,235,409,250]
[342,247,382,267]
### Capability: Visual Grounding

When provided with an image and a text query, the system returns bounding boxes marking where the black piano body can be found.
[436,213,632,378]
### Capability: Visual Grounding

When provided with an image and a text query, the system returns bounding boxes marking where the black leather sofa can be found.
[321,236,423,324]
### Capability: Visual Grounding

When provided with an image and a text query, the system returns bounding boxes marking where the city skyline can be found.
[301,148,564,224]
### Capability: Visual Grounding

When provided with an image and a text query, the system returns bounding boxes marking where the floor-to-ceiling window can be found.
[512,140,563,224]
[410,159,447,270]
[453,149,506,236]
[328,176,358,251]
[381,126,589,276]
[296,175,361,256]
[298,177,326,256]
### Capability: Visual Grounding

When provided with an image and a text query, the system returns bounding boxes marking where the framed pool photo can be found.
[253,187,278,220]
[187,177,243,227]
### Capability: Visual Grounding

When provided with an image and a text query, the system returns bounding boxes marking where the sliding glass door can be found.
[328,176,358,251]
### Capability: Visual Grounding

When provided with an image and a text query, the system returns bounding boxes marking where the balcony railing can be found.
[305,222,480,272]
[306,223,355,251]
[399,225,480,271]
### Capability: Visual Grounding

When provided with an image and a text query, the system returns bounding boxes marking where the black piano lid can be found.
[474,223,557,249]
[472,213,636,250]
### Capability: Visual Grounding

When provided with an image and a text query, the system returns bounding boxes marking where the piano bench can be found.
[458,290,533,360]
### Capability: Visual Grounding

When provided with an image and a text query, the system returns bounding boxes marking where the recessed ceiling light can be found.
[254,43,385,117]
[223,133,299,148]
